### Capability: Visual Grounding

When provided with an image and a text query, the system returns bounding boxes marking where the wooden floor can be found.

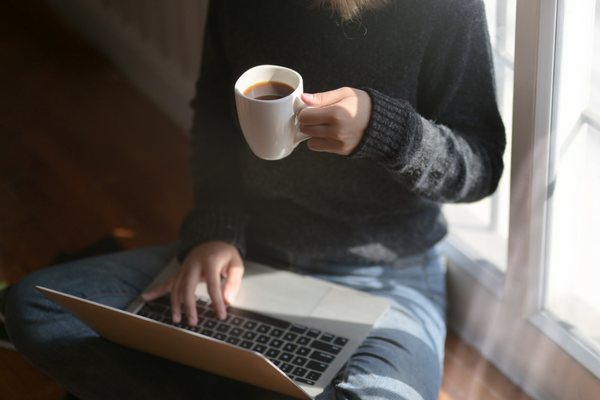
[0,1,533,399]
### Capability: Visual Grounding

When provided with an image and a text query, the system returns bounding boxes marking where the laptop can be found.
[37,258,389,399]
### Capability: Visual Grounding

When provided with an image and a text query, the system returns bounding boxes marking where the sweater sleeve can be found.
[350,0,506,204]
[177,1,248,262]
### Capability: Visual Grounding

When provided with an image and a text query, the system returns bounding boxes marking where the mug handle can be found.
[293,97,311,147]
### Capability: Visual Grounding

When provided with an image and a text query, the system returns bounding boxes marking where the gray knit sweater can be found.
[178,0,506,264]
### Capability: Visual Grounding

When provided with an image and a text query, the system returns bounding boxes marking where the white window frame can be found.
[526,0,600,380]
[445,1,600,399]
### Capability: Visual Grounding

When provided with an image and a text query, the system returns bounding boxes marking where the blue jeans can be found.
[4,243,446,400]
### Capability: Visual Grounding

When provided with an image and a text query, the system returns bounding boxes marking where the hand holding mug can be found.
[235,65,310,160]
[235,65,372,159]
[299,87,372,156]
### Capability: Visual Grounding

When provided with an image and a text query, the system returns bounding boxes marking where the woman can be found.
[4,0,505,399]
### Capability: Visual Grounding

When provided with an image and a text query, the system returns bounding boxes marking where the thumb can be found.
[301,89,345,107]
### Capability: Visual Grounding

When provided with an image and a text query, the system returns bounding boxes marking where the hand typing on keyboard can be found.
[137,297,349,385]
[142,241,244,324]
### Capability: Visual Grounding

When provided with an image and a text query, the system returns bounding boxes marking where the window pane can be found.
[443,0,516,272]
[545,0,600,357]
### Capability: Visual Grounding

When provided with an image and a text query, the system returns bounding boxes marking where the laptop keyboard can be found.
[136,296,349,386]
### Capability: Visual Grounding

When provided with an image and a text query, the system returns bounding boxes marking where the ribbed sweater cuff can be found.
[349,88,414,162]
[177,206,248,263]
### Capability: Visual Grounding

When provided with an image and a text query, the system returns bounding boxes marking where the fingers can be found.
[307,137,353,154]
[170,274,185,324]
[299,104,351,130]
[223,260,244,305]
[301,87,352,107]
[140,242,243,325]
[183,267,201,325]
[299,88,355,129]
[298,87,370,156]
[205,262,226,320]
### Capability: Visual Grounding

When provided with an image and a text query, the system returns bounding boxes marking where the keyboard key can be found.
[295,377,316,385]
[269,359,281,367]
[309,351,335,363]
[297,336,311,346]
[306,371,322,381]
[201,329,214,337]
[229,328,244,337]
[257,325,271,334]
[244,321,258,330]
[144,303,167,315]
[334,337,349,346]
[216,324,230,333]
[279,352,294,362]
[290,325,307,334]
[226,307,291,329]
[257,335,270,344]
[240,340,253,349]
[296,347,311,356]
[270,329,284,338]
[283,333,298,342]
[270,339,283,348]
[214,333,227,341]
[226,337,240,345]
[307,361,328,373]
[280,363,294,373]
[204,309,229,321]
[310,341,341,355]
[196,306,206,316]
[292,367,308,377]
[320,333,334,342]
[292,356,307,366]
[265,349,280,358]
[204,320,218,329]
[283,343,297,353]
[231,317,245,326]
[243,332,257,340]
[253,344,267,354]
[306,329,321,338]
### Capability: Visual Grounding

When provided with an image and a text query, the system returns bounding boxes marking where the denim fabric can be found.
[5,242,446,400]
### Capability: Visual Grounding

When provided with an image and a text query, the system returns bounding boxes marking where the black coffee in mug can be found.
[243,81,295,100]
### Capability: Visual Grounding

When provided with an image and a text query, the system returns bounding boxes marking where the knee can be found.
[4,270,69,352]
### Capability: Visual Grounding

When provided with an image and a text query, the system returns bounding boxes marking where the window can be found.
[528,0,600,378]
[445,1,600,397]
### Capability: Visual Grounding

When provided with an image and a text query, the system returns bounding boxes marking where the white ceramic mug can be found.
[234,65,310,160]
